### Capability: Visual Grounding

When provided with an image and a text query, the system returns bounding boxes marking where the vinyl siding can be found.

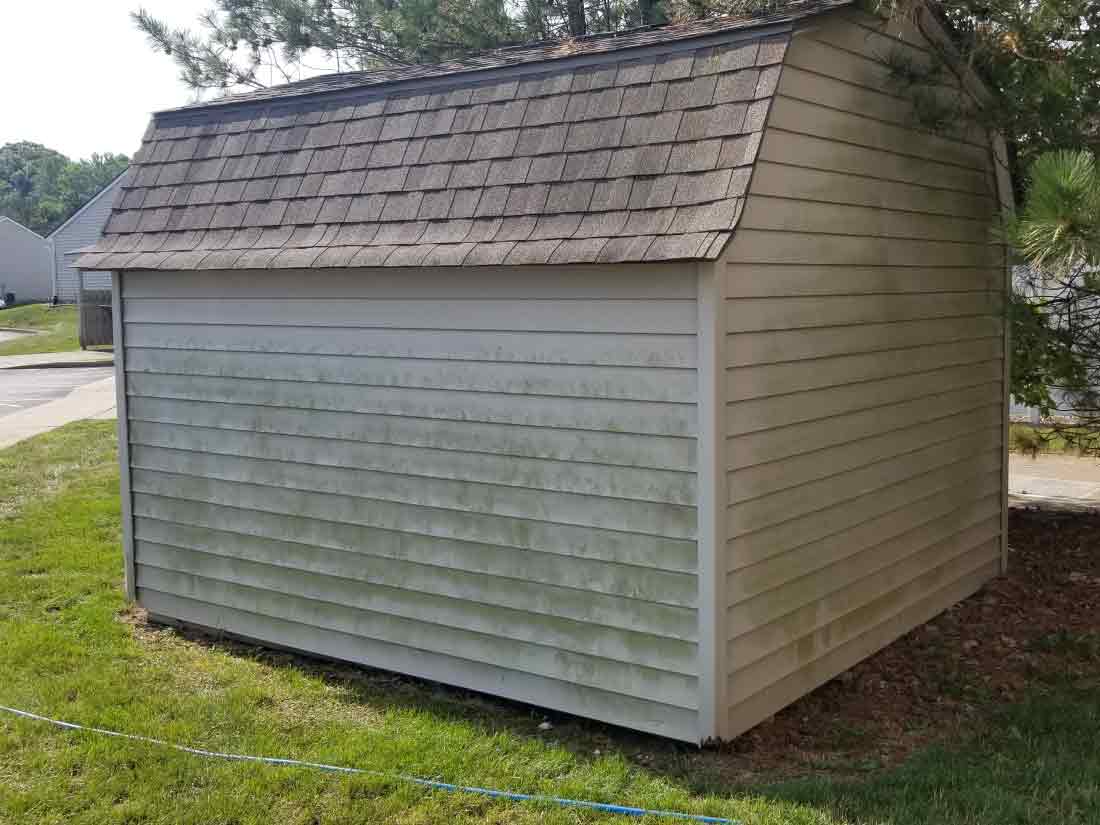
[120,264,702,741]
[0,219,51,302]
[720,10,1005,738]
[51,179,119,302]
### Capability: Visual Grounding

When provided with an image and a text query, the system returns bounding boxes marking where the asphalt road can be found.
[0,367,116,419]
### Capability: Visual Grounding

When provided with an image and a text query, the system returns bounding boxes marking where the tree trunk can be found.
[566,0,586,36]
[640,0,664,25]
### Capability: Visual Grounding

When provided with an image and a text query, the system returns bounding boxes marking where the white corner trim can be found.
[695,259,728,743]
[112,272,136,600]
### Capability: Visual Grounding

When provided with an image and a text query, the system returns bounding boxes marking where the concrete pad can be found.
[0,375,117,449]
[0,330,34,345]
[0,350,114,369]
[1009,453,1100,510]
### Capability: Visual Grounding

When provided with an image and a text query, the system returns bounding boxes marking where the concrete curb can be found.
[1,359,115,370]
[0,327,40,334]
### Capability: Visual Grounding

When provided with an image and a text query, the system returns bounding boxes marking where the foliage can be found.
[0,143,128,237]
[133,0,670,96]
[861,0,1100,176]
[1006,150,1100,435]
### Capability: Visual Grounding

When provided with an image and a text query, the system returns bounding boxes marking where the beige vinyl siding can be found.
[120,265,701,741]
[720,10,1005,737]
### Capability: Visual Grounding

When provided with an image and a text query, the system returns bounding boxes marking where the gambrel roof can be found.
[77,0,851,271]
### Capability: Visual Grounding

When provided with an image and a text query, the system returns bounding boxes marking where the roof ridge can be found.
[159,0,850,116]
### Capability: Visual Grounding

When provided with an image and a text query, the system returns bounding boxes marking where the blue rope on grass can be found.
[0,704,737,824]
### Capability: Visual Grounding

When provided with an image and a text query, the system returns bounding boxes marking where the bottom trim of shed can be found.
[140,589,700,743]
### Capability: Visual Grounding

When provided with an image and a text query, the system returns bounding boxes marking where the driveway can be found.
[0,367,116,448]
[1010,453,1100,508]
[0,366,115,418]
[0,330,31,345]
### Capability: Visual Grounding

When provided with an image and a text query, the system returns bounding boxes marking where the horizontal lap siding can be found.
[122,264,701,741]
[720,12,1005,737]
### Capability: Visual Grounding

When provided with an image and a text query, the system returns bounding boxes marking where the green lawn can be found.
[1,422,1099,824]
[0,304,80,355]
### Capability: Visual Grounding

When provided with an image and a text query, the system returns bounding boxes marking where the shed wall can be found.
[120,264,702,740]
[0,219,51,302]
[52,180,118,302]
[720,10,1006,737]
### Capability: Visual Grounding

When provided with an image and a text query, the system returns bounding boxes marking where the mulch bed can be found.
[699,508,1100,779]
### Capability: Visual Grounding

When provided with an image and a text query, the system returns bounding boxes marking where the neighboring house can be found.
[0,217,52,303]
[49,173,125,303]
[79,0,1011,743]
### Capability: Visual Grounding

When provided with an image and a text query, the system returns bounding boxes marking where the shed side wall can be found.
[721,10,1005,737]
[121,264,701,741]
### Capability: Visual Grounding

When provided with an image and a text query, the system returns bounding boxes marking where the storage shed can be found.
[78,0,1011,743]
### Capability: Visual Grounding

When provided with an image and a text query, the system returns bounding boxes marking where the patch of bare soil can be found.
[702,508,1100,780]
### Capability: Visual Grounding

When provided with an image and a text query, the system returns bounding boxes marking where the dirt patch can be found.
[697,508,1100,780]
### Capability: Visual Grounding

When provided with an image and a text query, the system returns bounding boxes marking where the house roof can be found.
[47,172,126,240]
[76,0,851,272]
[0,216,48,242]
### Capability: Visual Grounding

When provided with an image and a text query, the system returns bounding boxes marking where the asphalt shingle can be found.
[78,0,835,270]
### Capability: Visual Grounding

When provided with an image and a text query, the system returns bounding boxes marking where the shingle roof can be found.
[77,0,851,271]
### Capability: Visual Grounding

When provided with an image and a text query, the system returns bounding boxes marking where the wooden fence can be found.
[79,289,113,349]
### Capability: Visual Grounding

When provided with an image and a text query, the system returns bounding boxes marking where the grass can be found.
[0,304,80,355]
[2,422,1100,824]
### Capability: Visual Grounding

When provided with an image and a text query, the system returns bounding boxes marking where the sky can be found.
[0,1,329,161]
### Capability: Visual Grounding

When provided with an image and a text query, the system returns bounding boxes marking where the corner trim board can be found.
[696,260,728,742]
[112,271,137,600]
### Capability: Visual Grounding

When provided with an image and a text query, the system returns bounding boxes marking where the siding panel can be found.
[122,264,702,740]
[719,11,1005,739]
[139,589,699,741]
[50,177,120,302]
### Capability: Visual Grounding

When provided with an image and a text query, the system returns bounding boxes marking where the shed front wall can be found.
[719,9,1007,737]
[119,264,702,740]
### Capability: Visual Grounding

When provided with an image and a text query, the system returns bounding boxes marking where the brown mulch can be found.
[700,508,1100,780]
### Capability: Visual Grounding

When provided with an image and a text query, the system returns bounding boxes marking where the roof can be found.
[76,0,852,272]
[0,216,47,242]
[47,172,126,240]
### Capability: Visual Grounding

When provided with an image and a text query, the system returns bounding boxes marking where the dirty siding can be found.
[720,10,1006,736]
[120,264,702,740]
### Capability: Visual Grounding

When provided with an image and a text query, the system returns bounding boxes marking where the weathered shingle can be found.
[79,0,846,271]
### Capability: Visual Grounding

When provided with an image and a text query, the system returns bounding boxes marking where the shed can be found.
[0,217,52,303]
[78,0,1011,743]
[49,172,125,303]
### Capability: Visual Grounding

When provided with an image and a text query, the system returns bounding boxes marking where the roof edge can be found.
[156,0,852,121]
[0,216,48,241]
[46,171,127,240]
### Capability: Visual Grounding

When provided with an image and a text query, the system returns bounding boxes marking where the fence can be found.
[79,288,113,348]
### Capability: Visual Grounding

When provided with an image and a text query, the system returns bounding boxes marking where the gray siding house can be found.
[79,0,1011,742]
[0,217,52,303]
[49,174,124,302]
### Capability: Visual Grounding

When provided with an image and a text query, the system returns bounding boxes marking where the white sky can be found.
[0,1,332,161]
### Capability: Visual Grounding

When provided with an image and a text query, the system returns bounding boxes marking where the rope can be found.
[0,704,736,824]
